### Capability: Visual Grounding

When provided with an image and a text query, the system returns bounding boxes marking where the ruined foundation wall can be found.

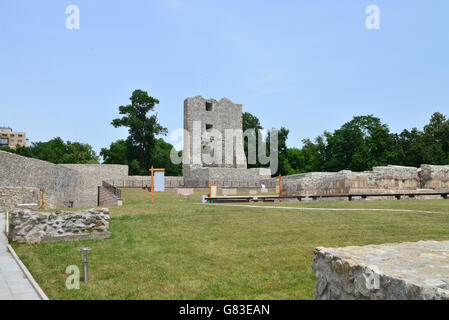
[61,164,128,207]
[184,167,274,188]
[0,151,80,209]
[105,176,185,188]
[0,151,129,209]
[0,187,41,212]
[282,165,445,197]
[420,165,449,189]
[313,241,449,300]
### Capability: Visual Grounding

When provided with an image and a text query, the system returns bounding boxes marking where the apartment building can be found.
[0,127,29,149]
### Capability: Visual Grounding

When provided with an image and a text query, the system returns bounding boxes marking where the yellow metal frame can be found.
[276,175,282,202]
[40,188,46,209]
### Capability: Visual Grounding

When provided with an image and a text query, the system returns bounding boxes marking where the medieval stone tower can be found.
[183,95,247,170]
[183,95,270,187]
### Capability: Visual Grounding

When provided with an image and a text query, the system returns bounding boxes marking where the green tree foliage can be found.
[111,89,168,173]
[152,138,182,176]
[243,112,292,175]
[289,137,326,173]
[276,127,292,175]
[246,111,449,175]
[0,137,99,164]
[286,112,449,173]
[101,138,182,176]
[100,139,129,165]
[102,89,182,175]
[320,115,399,171]
[242,112,263,168]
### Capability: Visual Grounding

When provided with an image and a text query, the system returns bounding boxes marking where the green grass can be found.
[12,188,449,299]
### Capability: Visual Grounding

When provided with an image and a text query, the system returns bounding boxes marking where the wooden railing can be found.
[102,181,122,199]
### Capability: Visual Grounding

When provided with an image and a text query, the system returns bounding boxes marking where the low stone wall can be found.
[105,176,185,188]
[8,208,111,243]
[105,174,277,189]
[420,165,449,189]
[0,187,41,212]
[370,165,419,189]
[283,165,449,198]
[0,150,80,208]
[0,151,129,209]
[126,176,184,188]
[173,188,194,195]
[61,164,128,207]
[184,167,276,188]
[313,241,449,300]
[220,188,237,195]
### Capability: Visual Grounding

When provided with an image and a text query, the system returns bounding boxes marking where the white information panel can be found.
[153,171,165,192]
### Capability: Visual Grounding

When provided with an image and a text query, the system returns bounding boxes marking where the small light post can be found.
[80,248,91,284]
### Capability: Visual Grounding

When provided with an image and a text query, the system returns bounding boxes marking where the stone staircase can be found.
[98,182,122,206]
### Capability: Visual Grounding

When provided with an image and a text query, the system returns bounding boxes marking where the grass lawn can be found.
[12,188,449,300]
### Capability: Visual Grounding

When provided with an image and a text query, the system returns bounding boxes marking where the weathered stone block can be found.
[313,241,449,300]
[8,208,111,243]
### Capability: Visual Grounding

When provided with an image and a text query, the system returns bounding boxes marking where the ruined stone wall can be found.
[104,176,185,188]
[183,96,246,171]
[0,151,80,209]
[282,165,433,197]
[8,208,111,243]
[283,172,343,197]
[313,241,449,300]
[182,96,276,187]
[61,164,128,207]
[420,165,449,189]
[184,167,274,188]
[0,187,41,212]
[107,174,275,189]
[0,151,128,209]
[369,166,419,190]
[123,176,184,188]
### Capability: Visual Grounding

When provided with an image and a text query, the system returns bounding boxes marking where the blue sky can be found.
[1,1,448,156]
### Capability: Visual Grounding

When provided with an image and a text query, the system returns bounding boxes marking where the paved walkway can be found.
[0,212,40,300]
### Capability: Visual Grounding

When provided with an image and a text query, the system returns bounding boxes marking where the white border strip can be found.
[7,244,49,300]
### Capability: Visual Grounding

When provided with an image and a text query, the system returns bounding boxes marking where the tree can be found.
[151,138,182,176]
[101,138,182,175]
[242,112,263,133]
[424,112,449,155]
[266,126,292,176]
[4,137,99,164]
[396,127,448,167]
[321,115,398,171]
[111,89,167,173]
[63,141,99,164]
[242,112,263,168]
[286,137,326,173]
[100,139,129,165]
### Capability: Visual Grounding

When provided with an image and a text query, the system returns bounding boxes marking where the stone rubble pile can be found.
[8,208,111,243]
